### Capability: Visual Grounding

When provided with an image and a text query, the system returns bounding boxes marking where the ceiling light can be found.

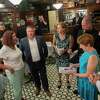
[53,3,63,9]
[8,0,22,5]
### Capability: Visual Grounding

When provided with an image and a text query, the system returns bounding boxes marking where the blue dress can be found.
[55,32,70,67]
[79,50,98,100]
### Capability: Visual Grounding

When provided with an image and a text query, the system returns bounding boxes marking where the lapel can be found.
[36,36,41,54]
[25,36,42,58]
[25,38,32,57]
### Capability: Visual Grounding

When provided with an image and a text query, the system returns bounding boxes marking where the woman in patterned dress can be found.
[53,22,73,89]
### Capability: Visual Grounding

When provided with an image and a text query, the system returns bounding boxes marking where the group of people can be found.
[0,25,51,100]
[0,14,100,100]
[53,22,73,89]
[53,15,100,100]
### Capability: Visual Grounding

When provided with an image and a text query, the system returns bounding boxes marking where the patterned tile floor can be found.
[4,63,82,100]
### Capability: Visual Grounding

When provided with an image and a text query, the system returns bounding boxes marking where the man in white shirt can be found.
[20,25,51,97]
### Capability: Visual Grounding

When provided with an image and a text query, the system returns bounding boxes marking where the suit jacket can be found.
[72,17,82,25]
[19,36,48,64]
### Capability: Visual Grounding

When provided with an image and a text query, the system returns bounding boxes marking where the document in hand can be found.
[59,67,76,74]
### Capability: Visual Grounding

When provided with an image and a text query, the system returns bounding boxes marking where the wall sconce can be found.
[8,0,22,5]
[0,3,5,8]
[53,3,63,9]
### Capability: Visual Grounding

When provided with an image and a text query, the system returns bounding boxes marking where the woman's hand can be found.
[69,64,74,69]
[8,67,15,74]
[89,74,100,84]
[88,74,94,82]
[72,72,79,77]
[69,63,78,69]
[69,63,80,69]
[70,72,80,78]
[5,65,15,73]
[67,49,72,54]
[69,71,77,76]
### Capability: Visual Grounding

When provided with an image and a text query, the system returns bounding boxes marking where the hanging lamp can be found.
[8,0,22,5]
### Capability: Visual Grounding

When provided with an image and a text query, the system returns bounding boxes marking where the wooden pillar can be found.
[12,11,17,31]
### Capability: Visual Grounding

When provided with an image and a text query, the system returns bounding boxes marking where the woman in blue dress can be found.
[53,22,73,89]
[70,33,98,100]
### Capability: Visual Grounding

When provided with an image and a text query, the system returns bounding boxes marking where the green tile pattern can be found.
[4,64,81,100]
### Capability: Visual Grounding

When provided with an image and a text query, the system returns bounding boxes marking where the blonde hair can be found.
[77,33,94,46]
[56,22,70,36]
[57,22,66,28]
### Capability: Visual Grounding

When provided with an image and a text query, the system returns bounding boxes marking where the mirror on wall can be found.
[63,9,87,25]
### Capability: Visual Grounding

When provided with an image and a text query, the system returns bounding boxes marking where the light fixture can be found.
[46,6,50,10]
[53,3,63,9]
[0,3,5,8]
[8,0,22,5]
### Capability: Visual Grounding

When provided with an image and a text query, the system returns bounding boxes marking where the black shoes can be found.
[22,97,27,100]
[73,89,79,95]
[35,88,41,96]
[24,78,33,84]
[35,87,52,97]
[67,81,71,89]
[58,85,61,89]
[24,74,33,84]
[57,81,71,89]
[57,81,62,89]
[45,90,52,97]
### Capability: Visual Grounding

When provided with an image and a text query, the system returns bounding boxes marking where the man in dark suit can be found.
[37,15,48,35]
[72,13,82,27]
[19,25,51,97]
[72,13,83,51]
